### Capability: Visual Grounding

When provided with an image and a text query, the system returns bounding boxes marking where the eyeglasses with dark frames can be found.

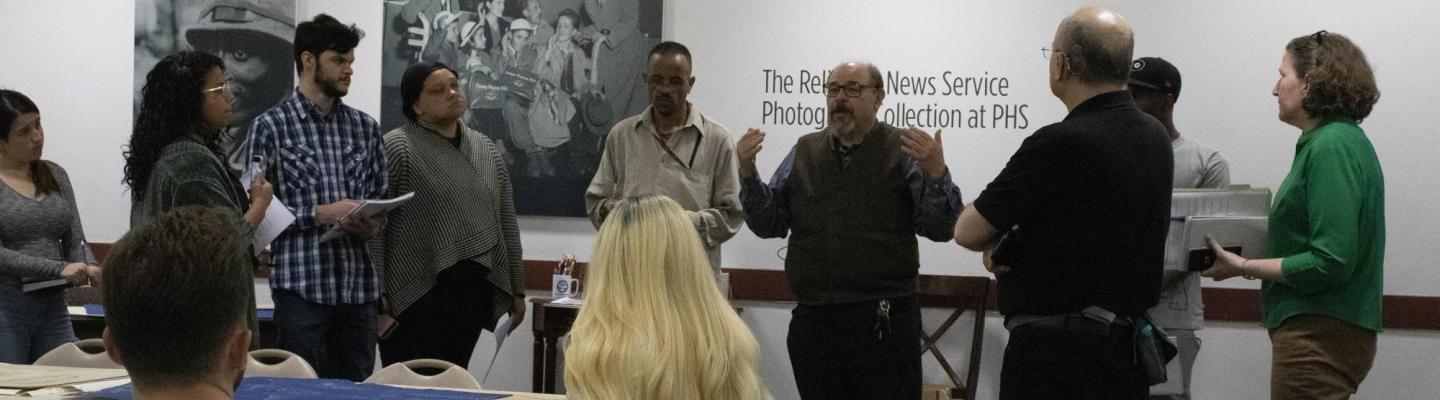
[823,83,878,98]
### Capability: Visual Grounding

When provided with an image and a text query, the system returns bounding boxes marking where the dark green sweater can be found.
[129,137,261,345]
[130,138,249,228]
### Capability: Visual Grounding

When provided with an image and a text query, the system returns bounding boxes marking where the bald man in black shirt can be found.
[953,7,1173,399]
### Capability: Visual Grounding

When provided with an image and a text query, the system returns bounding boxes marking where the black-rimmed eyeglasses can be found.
[823,84,877,98]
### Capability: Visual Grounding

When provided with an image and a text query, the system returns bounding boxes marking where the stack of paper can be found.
[1165,188,1274,270]
[0,363,129,396]
[318,193,415,243]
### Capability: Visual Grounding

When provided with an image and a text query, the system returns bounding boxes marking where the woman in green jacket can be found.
[1203,31,1383,400]
[123,51,272,346]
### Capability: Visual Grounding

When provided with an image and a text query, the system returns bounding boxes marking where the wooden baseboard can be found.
[88,244,1436,331]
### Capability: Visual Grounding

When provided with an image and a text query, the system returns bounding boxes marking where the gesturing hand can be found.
[899,127,946,180]
[737,128,766,179]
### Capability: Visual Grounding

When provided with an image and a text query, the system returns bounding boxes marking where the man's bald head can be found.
[1054,7,1134,86]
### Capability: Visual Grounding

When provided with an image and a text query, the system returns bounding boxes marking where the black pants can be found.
[788,296,922,400]
[378,261,494,368]
[271,289,376,381]
[1000,319,1149,400]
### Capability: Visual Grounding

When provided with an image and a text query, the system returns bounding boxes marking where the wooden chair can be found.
[916,275,992,399]
[245,349,318,379]
[364,358,482,390]
[33,338,123,369]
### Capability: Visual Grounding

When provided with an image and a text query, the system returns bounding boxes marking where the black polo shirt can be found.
[973,90,1173,317]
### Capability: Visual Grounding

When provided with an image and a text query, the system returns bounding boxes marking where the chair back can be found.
[33,338,123,369]
[916,275,993,399]
[245,349,318,379]
[363,358,482,390]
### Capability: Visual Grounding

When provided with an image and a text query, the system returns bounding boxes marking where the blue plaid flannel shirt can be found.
[248,90,387,305]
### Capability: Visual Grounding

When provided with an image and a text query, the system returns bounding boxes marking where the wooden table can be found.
[529,298,579,394]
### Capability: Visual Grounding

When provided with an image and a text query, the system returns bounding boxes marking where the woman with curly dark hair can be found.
[0,89,97,363]
[1203,31,1383,399]
[124,51,272,346]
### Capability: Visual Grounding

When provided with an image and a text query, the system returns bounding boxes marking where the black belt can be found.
[1006,307,1135,337]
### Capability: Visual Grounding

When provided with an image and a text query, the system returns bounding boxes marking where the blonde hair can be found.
[565,196,770,400]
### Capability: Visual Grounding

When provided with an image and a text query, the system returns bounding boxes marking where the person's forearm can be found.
[244,203,266,226]
[953,204,997,251]
[739,176,788,238]
[691,207,743,247]
[1239,257,1288,283]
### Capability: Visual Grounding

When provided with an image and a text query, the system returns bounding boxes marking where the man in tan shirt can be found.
[585,41,743,271]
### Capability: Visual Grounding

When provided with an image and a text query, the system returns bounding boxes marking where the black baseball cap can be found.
[1128,57,1182,100]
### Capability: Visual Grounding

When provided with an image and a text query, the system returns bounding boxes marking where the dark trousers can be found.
[788,296,922,400]
[271,289,377,381]
[1000,319,1149,400]
[379,261,494,368]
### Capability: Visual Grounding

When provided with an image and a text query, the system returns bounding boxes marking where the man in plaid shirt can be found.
[248,14,386,381]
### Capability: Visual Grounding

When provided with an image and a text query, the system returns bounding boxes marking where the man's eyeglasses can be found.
[203,80,234,96]
[1041,47,1064,60]
[824,84,878,98]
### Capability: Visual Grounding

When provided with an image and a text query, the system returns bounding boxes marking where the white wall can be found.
[4,1,1439,399]
[0,0,135,241]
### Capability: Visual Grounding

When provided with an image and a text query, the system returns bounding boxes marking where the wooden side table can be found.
[529,298,579,394]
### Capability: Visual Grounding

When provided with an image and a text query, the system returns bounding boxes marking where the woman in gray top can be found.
[374,61,524,367]
[0,89,97,363]
[122,52,272,345]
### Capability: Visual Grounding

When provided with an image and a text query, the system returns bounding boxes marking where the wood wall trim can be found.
[528,261,1439,331]
[87,244,1436,331]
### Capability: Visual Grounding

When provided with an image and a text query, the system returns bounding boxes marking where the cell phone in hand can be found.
[1188,246,1242,272]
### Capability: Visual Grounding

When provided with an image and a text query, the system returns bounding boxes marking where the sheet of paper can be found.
[0,363,129,390]
[20,377,132,396]
[241,162,297,255]
[319,192,416,243]
[1171,188,1272,218]
[482,315,514,384]
[549,297,582,306]
[351,192,416,217]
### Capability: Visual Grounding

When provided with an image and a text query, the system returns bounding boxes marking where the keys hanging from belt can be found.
[874,299,892,340]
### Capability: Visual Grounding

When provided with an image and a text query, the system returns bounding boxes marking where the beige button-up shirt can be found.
[585,105,744,270]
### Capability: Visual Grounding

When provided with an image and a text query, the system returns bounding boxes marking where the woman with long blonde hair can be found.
[565,195,770,400]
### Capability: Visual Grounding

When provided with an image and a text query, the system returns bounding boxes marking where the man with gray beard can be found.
[738,61,963,399]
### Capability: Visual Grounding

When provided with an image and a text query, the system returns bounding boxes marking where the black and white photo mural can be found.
[134,0,297,174]
[381,0,662,216]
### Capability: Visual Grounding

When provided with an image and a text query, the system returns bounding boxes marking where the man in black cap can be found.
[185,0,297,173]
[1128,56,1230,400]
